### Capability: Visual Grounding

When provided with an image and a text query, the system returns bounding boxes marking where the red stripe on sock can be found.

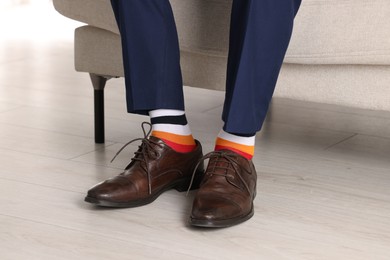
[160,138,196,153]
[215,145,253,160]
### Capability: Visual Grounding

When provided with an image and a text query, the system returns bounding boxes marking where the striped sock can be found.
[149,109,197,153]
[214,129,255,160]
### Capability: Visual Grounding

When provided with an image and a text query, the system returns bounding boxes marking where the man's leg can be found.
[85,1,203,208]
[190,0,302,228]
[223,0,302,134]
[111,0,196,151]
[110,0,184,114]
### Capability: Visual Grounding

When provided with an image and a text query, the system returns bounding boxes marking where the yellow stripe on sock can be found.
[215,137,254,156]
[151,130,196,146]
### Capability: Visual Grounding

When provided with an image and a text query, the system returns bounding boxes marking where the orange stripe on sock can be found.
[160,138,196,153]
[215,137,254,156]
[151,130,196,146]
[215,145,253,160]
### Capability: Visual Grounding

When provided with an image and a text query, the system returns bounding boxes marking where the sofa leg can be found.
[94,89,105,144]
[90,74,108,144]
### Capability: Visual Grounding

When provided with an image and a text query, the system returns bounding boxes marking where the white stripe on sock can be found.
[149,109,185,118]
[217,129,255,146]
[149,109,192,136]
[152,124,192,136]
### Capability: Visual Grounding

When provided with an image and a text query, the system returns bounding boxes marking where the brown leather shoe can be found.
[189,150,257,227]
[85,122,204,208]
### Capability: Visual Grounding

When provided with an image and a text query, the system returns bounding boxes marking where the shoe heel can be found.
[175,166,204,192]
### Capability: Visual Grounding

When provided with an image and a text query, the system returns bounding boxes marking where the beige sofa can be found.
[53,0,390,143]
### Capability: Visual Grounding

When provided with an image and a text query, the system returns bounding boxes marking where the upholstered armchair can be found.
[54,0,390,143]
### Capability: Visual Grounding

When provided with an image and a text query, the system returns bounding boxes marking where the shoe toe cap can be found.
[191,195,243,221]
[86,177,138,202]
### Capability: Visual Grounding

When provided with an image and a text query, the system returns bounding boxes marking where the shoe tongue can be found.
[148,135,165,147]
[219,149,245,159]
[214,150,251,172]
[148,135,162,143]
[124,136,161,171]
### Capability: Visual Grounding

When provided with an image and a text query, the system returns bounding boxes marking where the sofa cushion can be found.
[287,0,390,65]
[54,0,390,65]
[53,0,119,34]
[74,26,122,77]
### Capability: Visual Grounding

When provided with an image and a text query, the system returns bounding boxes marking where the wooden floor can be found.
[1,3,390,260]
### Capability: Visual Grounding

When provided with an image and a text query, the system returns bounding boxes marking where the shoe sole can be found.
[84,172,203,208]
[189,205,254,228]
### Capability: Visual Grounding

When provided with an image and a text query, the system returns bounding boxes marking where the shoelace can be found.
[110,122,164,194]
[186,150,252,196]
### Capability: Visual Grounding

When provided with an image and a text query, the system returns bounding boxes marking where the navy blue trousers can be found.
[111,0,302,134]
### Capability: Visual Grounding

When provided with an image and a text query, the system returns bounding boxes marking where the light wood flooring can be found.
[1,2,390,260]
